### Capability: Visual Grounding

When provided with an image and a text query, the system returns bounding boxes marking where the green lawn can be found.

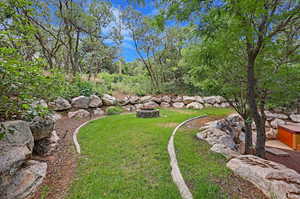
[67,108,233,199]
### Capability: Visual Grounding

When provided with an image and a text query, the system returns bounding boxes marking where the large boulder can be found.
[172,96,183,103]
[49,113,62,122]
[227,155,300,199]
[71,96,90,109]
[210,144,240,159]
[172,102,185,109]
[118,96,130,106]
[152,96,162,104]
[197,128,236,149]
[122,105,136,112]
[33,130,59,156]
[49,97,71,111]
[160,102,171,108]
[0,160,47,199]
[68,109,90,119]
[129,96,140,104]
[89,95,102,108]
[135,104,144,110]
[0,121,34,176]
[93,108,105,116]
[182,96,196,104]
[195,96,204,104]
[290,114,300,123]
[140,96,152,103]
[161,96,171,103]
[143,101,159,109]
[29,116,55,141]
[31,99,48,109]
[186,102,204,109]
[264,111,288,120]
[270,118,286,129]
[102,94,117,106]
[203,96,218,104]
[0,121,34,151]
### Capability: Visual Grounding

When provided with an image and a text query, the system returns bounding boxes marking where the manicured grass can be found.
[175,129,231,199]
[67,108,233,199]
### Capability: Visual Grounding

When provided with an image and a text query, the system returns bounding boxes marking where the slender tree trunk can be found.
[247,57,265,158]
[244,120,253,154]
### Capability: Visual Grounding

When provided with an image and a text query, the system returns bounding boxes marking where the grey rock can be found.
[129,96,140,104]
[140,96,152,103]
[31,99,48,109]
[172,96,183,103]
[143,101,159,109]
[160,102,171,108]
[135,104,144,110]
[264,111,288,120]
[210,144,240,159]
[182,96,196,104]
[0,160,47,199]
[49,97,71,111]
[1,120,34,151]
[118,96,130,106]
[172,102,185,109]
[89,95,102,107]
[68,109,90,119]
[270,118,286,129]
[186,102,204,109]
[71,96,90,109]
[102,94,117,106]
[152,96,162,104]
[49,113,62,122]
[93,108,105,116]
[29,116,54,141]
[0,121,34,175]
[290,114,300,123]
[195,96,204,104]
[122,105,136,112]
[227,155,300,199]
[161,96,171,103]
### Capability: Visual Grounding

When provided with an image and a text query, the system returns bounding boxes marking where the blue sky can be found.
[108,0,158,62]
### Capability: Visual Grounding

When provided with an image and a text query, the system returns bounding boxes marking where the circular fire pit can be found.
[136,107,160,118]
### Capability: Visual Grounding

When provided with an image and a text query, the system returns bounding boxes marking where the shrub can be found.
[106,106,123,115]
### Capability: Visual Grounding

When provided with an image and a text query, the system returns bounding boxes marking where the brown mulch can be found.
[266,147,300,174]
[29,114,97,199]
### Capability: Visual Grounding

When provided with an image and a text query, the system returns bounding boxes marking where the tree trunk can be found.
[244,120,253,154]
[247,57,265,158]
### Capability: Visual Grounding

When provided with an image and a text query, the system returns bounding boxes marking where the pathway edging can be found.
[168,115,207,199]
[73,116,106,154]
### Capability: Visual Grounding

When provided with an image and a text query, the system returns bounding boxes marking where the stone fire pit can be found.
[136,107,160,118]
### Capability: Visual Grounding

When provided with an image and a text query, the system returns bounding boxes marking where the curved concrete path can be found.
[73,116,106,154]
[168,115,207,199]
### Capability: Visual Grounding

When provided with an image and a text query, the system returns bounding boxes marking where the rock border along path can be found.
[168,115,207,199]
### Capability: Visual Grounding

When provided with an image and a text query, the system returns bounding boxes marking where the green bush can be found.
[106,106,123,115]
[98,72,152,95]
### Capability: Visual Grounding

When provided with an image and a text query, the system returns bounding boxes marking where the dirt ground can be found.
[29,115,93,199]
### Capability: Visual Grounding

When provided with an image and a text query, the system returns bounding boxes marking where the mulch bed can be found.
[267,147,300,173]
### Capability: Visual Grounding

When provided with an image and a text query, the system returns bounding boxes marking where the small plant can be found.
[106,106,123,115]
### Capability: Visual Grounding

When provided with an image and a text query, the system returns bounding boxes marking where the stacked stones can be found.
[47,95,231,119]
[0,118,56,198]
